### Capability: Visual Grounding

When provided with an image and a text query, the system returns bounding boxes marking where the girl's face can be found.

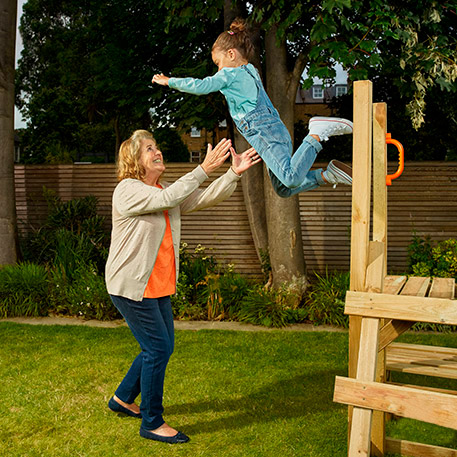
[139,138,165,175]
[212,48,238,71]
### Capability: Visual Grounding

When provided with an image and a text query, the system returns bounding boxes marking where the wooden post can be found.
[371,102,388,457]
[348,80,373,439]
[372,103,388,274]
[349,80,373,293]
[348,317,380,457]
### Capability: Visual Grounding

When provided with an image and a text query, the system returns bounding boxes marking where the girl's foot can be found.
[322,160,352,187]
[309,117,353,142]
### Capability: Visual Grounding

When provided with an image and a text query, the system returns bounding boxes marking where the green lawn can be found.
[1,322,457,457]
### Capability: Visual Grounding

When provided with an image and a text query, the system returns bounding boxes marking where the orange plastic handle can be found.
[385,133,404,186]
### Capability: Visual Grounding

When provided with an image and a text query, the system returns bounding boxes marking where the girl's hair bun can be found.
[229,18,247,33]
[213,17,254,61]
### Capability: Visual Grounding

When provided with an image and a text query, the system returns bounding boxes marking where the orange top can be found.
[143,187,176,298]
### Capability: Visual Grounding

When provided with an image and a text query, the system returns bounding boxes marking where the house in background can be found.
[180,82,348,162]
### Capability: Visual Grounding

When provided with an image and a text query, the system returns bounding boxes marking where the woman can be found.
[105,129,260,444]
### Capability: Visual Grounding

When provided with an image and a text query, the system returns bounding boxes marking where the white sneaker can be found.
[323,160,352,187]
[308,117,353,141]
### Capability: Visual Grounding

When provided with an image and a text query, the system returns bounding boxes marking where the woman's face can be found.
[139,138,165,175]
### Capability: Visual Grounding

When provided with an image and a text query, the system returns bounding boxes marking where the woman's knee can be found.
[142,338,173,364]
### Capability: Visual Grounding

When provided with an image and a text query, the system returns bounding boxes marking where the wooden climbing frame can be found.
[333,80,457,457]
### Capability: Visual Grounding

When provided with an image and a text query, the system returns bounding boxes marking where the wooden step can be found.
[386,342,457,379]
[429,277,456,299]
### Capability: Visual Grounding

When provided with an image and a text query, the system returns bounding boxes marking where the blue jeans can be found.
[234,65,326,197]
[110,294,174,430]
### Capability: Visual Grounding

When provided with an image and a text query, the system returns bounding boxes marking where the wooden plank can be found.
[386,438,457,457]
[386,342,457,379]
[364,241,386,455]
[365,241,385,293]
[372,102,388,278]
[348,81,373,448]
[334,376,457,430]
[345,291,457,325]
[350,80,373,292]
[429,278,456,299]
[377,277,430,350]
[356,318,381,380]
[378,320,415,352]
[372,333,387,457]
[386,361,457,379]
[383,275,407,295]
[401,276,431,297]
[388,382,457,396]
[348,317,380,457]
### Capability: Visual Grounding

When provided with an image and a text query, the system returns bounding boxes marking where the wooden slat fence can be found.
[14,162,457,278]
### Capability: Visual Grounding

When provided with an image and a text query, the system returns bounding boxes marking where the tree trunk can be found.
[235,131,268,259]
[0,0,19,265]
[264,25,307,288]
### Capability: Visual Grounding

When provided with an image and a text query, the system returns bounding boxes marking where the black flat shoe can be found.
[139,427,190,444]
[108,397,142,418]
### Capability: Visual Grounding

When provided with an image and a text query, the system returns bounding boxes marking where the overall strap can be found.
[241,64,260,81]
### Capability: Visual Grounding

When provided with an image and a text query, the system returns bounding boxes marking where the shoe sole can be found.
[328,160,352,185]
[140,427,190,443]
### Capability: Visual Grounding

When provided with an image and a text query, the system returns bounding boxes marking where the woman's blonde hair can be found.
[116,130,155,182]
[212,17,254,61]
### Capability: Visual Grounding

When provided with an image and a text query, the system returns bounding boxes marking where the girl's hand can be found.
[231,147,261,175]
[201,138,232,175]
[152,74,170,86]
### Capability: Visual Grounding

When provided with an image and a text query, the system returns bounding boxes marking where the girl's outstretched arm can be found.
[152,73,170,86]
[153,69,234,96]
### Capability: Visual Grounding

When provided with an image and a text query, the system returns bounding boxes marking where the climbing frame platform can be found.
[332,80,457,457]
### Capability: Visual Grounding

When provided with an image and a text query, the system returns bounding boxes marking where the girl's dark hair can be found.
[212,18,254,61]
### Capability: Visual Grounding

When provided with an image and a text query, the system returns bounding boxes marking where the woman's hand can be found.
[231,147,261,175]
[200,139,232,175]
[152,73,170,86]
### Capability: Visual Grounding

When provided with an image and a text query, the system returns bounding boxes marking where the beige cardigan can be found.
[105,165,241,301]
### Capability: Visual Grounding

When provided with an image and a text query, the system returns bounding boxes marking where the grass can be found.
[1,323,457,456]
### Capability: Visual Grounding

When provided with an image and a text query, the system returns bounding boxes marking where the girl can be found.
[153,18,353,197]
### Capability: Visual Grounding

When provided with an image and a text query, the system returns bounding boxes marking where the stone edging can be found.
[0,316,346,332]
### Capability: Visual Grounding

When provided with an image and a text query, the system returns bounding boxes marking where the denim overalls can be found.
[233,65,326,197]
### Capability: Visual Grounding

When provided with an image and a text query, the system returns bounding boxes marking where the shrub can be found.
[0,263,50,318]
[172,270,206,320]
[407,233,434,276]
[305,270,350,328]
[171,243,219,319]
[172,244,254,321]
[432,239,457,278]
[197,268,252,320]
[50,264,119,320]
[218,270,252,319]
[20,190,109,273]
[408,234,457,279]
[237,285,302,328]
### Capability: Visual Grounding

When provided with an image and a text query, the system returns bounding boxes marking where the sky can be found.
[14,1,347,129]
[14,0,26,129]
